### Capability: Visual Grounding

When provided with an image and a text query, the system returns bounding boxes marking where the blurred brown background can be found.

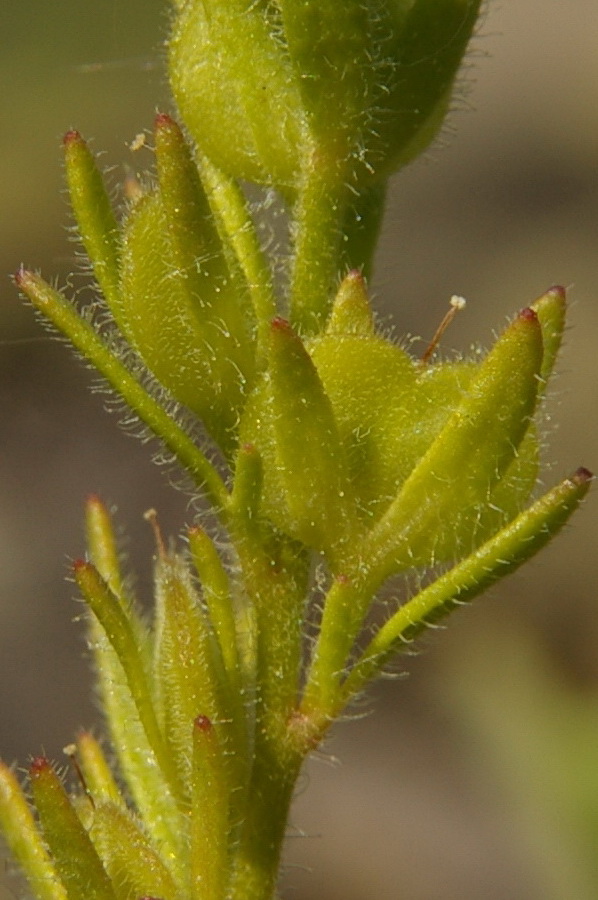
[1,2,597,898]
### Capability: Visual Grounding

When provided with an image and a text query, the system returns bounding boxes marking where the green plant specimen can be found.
[0,2,592,899]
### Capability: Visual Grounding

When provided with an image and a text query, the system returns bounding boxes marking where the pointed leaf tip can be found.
[63,129,83,147]
[326,268,374,335]
[518,306,539,324]
[546,285,567,301]
[13,267,33,289]
[13,267,25,287]
[346,269,365,283]
[154,111,173,127]
[154,112,182,140]
[154,112,181,135]
[29,757,50,777]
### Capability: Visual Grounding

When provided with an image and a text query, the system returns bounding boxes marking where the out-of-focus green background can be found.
[1,3,597,898]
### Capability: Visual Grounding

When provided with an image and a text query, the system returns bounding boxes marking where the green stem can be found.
[339,181,388,281]
[227,526,310,899]
[299,569,379,723]
[198,154,277,363]
[228,747,303,900]
[289,161,350,335]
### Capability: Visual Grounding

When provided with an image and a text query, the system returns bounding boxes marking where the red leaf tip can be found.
[345,269,364,283]
[63,129,83,147]
[13,267,28,288]
[546,285,567,301]
[29,756,50,776]
[518,307,538,323]
[154,111,176,130]
[572,467,594,486]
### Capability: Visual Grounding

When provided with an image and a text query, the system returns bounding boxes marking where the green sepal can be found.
[0,762,67,900]
[187,526,252,801]
[154,114,257,365]
[190,716,231,900]
[14,270,229,509]
[116,115,256,456]
[82,500,185,870]
[325,271,375,336]
[365,308,544,577]
[241,318,357,557]
[85,494,126,598]
[168,0,307,190]
[196,154,277,361]
[229,442,264,532]
[63,131,121,312]
[169,1,481,192]
[188,526,239,682]
[85,495,149,653]
[278,0,482,183]
[471,286,567,554]
[28,758,117,900]
[75,733,122,807]
[277,0,383,178]
[531,285,567,390]
[88,802,178,900]
[374,0,483,177]
[73,560,183,807]
[342,468,593,706]
[306,329,420,523]
[152,548,233,791]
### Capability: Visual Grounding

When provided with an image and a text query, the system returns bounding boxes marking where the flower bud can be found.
[240,277,566,570]
[63,119,259,458]
[168,0,482,192]
[117,115,257,455]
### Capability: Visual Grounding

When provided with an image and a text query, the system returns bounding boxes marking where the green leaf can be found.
[531,285,567,390]
[241,318,358,556]
[73,561,183,808]
[342,467,593,706]
[190,716,231,900]
[152,548,231,790]
[325,270,375,336]
[117,115,256,456]
[89,802,179,900]
[74,733,122,807]
[63,131,121,312]
[168,0,307,189]
[365,307,545,577]
[29,758,117,900]
[0,762,67,900]
[14,270,229,508]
